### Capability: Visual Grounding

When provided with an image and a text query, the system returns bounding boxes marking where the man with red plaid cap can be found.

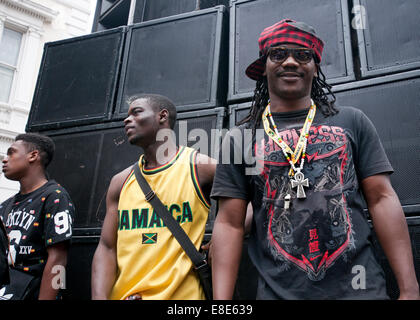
[210,19,419,299]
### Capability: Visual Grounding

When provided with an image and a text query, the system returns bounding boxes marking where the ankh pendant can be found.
[291,169,309,199]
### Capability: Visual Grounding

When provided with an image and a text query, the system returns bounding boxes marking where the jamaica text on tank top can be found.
[110,146,210,300]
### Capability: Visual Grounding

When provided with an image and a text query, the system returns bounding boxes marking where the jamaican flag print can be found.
[142,233,157,244]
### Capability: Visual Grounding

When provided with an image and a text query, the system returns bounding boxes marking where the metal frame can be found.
[170,106,226,161]
[27,27,127,132]
[114,5,228,118]
[332,68,420,94]
[228,101,251,128]
[354,0,420,79]
[227,0,355,103]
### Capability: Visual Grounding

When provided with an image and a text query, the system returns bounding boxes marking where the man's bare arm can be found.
[211,197,247,299]
[362,174,420,299]
[38,242,68,300]
[91,168,130,300]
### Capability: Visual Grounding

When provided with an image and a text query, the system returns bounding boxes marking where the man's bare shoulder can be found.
[195,152,217,166]
[194,152,217,188]
[108,165,135,194]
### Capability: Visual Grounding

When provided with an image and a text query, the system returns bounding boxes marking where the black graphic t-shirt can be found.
[211,106,393,299]
[0,180,74,278]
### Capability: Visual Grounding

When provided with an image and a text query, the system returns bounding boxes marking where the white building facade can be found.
[0,0,96,201]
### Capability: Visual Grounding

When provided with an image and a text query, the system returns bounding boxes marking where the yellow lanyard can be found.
[262,101,316,175]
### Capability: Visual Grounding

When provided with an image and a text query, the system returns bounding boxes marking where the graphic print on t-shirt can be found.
[255,124,357,281]
[0,181,73,277]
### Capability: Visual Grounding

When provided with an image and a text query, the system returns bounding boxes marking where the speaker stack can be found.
[26,0,420,300]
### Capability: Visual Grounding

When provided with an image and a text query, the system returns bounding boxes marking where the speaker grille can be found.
[117,7,227,114]
[335,77,420,206]
[358,0,420,76]
[28,28,126,131]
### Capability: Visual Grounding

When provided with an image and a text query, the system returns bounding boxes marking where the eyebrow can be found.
[128,106,144,113]
[7,146,16,153]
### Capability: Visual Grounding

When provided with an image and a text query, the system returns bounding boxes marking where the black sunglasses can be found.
[267,46,314,64]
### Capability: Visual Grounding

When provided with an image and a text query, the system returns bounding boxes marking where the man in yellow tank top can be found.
[91,94,216,300]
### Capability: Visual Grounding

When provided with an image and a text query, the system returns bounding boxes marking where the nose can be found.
[124,114,132,125]
[281,54,300,67]
[2,156,8,164]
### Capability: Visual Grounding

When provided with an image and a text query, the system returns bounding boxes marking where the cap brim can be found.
[245,56,265,81]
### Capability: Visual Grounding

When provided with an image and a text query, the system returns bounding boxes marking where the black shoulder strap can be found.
[132,163,207,269]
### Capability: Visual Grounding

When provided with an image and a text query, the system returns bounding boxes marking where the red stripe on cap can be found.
[246,19,324,80]
[260,19,295,36]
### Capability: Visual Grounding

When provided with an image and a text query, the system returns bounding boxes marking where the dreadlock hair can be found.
[238,64,338,137]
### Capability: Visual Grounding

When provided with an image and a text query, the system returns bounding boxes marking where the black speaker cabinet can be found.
[354,0,420,78]
[133,0,229,23]
[44,122,139,231]
[115,6,229,116]
[174,107,226,159]
[333,70,420,210]
[61,237,99,300]
[133,0,194,23]
[228,0,355,103]
[95,0,132,31]
[44,107,225,233]
[27,27,127,132]
[228,101,252,128]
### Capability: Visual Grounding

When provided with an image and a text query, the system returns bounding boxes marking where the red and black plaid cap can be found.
[245,19,324,81]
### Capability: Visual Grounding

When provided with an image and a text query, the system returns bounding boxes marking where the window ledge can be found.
[2,0,59,23]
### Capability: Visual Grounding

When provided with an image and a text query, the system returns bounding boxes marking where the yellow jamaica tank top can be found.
[110,146,210,300]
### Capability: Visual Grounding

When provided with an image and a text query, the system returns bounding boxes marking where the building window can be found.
[0,27,23,103]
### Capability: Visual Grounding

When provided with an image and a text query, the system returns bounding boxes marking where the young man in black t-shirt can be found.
[210,19,419,299]
[0,133,74,300]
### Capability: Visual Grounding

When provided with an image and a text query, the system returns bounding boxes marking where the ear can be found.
[159,109,169,125]
[314,64,320,78]
[27,150,40,164]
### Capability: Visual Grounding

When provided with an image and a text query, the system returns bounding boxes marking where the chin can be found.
[3,173,19,181]
[128,135,145,147]
[279,90,308,100]
[271,84,308,100]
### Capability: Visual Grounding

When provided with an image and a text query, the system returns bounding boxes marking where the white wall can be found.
[0,0,96,201]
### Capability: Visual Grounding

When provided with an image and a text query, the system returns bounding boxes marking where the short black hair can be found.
[15,133,55,169]
[127,93,177,129]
